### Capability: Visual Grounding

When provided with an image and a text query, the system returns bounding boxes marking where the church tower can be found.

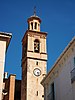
[21,11,47,100]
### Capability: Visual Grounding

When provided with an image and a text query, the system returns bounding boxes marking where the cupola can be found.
[27,9,41,32]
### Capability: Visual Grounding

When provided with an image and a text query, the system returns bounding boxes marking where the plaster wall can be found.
[0,41,6,100]
[54,45,75,100]
[45,43,75,100]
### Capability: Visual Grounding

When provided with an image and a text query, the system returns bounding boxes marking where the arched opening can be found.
[35,22,37,29]
[34,39,40,53]
[31,22,33,30]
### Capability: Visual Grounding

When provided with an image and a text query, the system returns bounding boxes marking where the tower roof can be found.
[27,15,41,23]
[27,7,41,23]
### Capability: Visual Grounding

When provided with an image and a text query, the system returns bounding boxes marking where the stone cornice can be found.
[0,32,12,52]
[27,57,47,61]
[22,30,47,43]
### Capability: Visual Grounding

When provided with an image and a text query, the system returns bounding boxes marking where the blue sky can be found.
[0,0,75,79]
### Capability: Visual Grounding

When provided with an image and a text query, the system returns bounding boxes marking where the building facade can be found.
[0,32,12,100]
[0,32,21,100]
[41,37,75,100]
[21,13,47,100]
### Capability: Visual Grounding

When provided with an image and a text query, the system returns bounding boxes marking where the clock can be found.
[33,68,41,76]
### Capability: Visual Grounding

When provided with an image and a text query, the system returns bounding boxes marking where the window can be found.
[36,61,38,65]
[36,91,38,96]
[51,83,55,100]
[38,24,40,27]
[42,95,44,97]
[47,83,55,100]
[31,22,33,30]
[38,24,40,30]
[35,22,37,29]
[34,39,40,53]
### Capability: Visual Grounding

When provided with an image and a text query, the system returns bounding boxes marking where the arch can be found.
[35,22,37,29]
[34,39,40,53]
[31,22,33,30]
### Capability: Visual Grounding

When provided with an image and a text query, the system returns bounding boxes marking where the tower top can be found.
[27,13,41,23]
[27,9,41,32]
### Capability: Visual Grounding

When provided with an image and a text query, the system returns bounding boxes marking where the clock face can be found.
[33,68,41,76]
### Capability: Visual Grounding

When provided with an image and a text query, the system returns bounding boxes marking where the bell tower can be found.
[21,11,47,100]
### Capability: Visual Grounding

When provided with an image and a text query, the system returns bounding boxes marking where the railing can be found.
[71,68,75,83]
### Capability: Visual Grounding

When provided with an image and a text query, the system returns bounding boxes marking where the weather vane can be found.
[34,6,36,16]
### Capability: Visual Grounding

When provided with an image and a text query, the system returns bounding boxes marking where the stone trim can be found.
[27,57,47,61]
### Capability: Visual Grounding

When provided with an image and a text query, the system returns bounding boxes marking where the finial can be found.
[34,6,36,16]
